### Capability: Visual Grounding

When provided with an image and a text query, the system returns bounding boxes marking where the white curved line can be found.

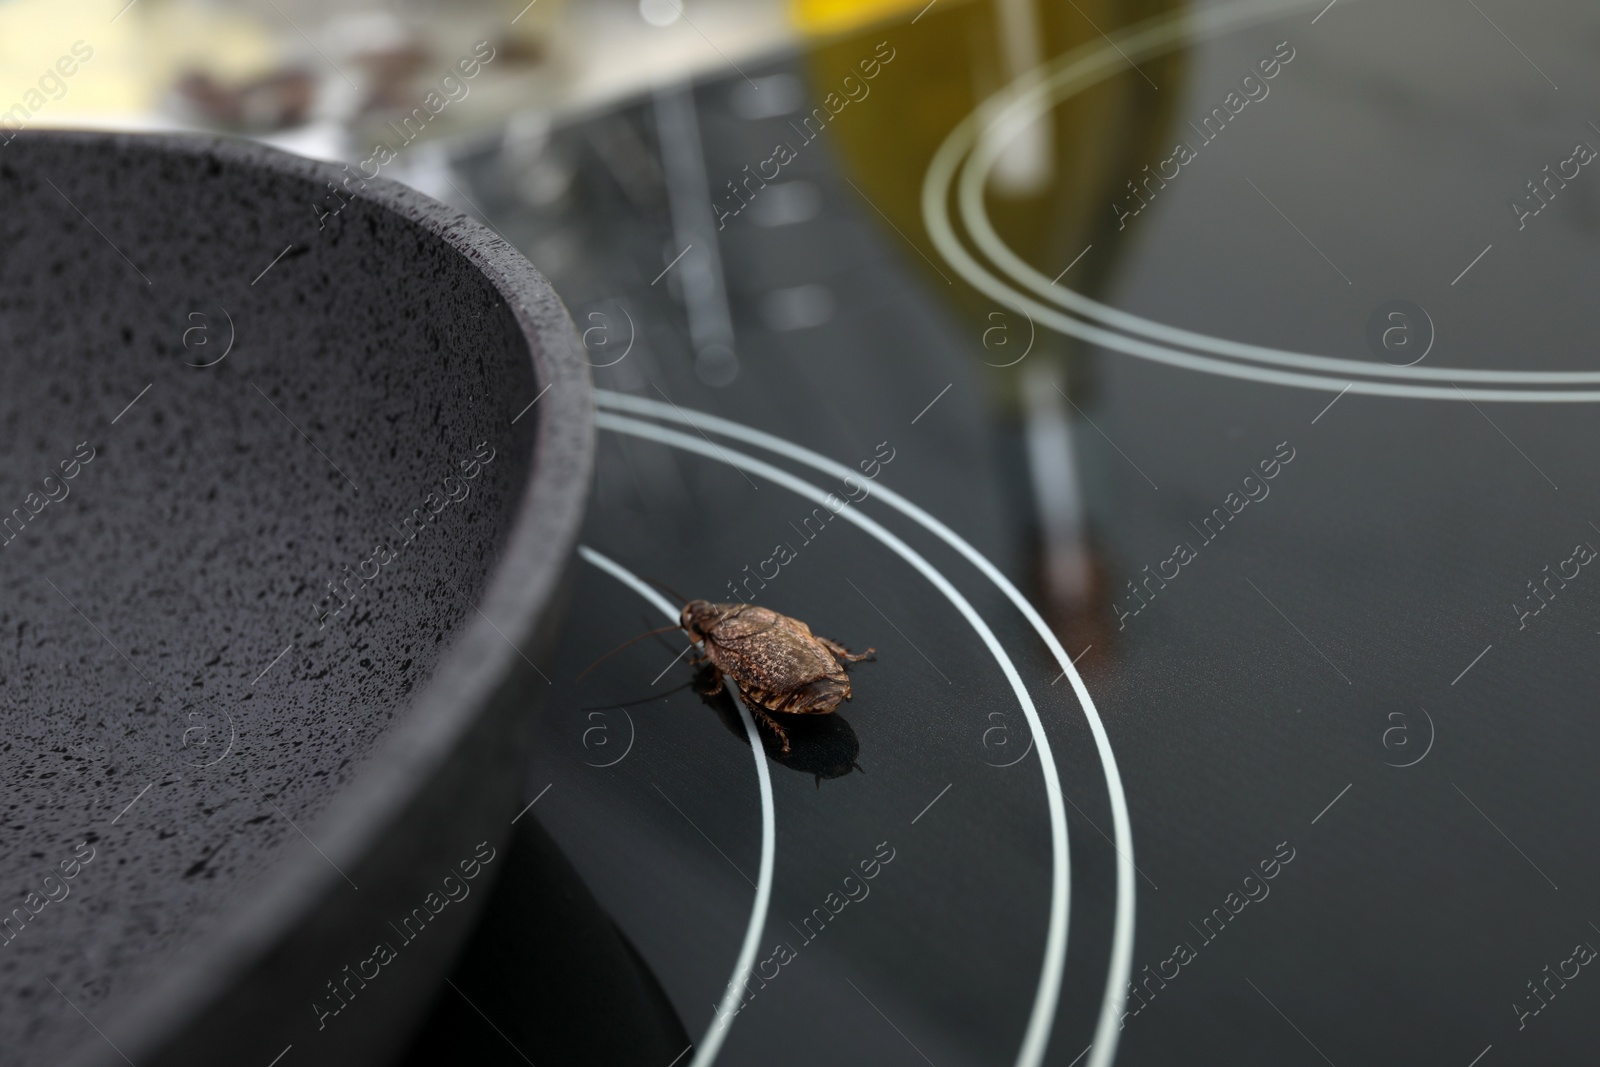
[594,411,1073,1067]
[616,306,637,363]
[181,707,237,768]
[956,28,1583,384]
[595,389,1130,1067]
[1377,306,1434,368]
[581,304,636,368]
[983,302,1037,368]
[952,0,1600,384]
[583,707,637,768]
[183,306,236,368]
[1384,706,1435,769]
[924,0,1600,400]
[577,544,776,1067]
[986,731,1037,769]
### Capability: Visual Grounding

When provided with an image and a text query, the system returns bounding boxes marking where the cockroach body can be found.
[681,600,874,754]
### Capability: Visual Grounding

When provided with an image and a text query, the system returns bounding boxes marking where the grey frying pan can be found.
[0,131,592,1067]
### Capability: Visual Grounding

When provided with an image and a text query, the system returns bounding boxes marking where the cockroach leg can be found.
[750,706,792,754]
[695,665,725,697]
[818,637,876,664]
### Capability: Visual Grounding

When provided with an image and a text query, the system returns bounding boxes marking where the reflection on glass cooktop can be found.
[418,1,1600,1064]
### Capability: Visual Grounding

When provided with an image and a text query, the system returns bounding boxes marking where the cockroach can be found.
[580,596,875,754]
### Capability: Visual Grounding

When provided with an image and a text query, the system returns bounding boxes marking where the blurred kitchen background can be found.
[0,0,1176,650]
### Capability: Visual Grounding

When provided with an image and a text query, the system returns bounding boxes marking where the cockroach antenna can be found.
[644,576,690,605]
[574,624,685,681]
[579,677,699,710]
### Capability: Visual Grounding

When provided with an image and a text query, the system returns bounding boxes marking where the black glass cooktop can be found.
[415,1,1600,1065]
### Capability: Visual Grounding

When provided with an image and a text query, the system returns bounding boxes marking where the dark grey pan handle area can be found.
[0,131,593,1066]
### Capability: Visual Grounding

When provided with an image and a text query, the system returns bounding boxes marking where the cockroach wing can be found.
[702,604,851,715]
[700,603,787,641]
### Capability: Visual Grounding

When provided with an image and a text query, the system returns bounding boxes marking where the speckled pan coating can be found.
[0,131,592,1066]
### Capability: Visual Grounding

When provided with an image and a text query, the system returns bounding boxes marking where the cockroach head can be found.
[679,599,721,641]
